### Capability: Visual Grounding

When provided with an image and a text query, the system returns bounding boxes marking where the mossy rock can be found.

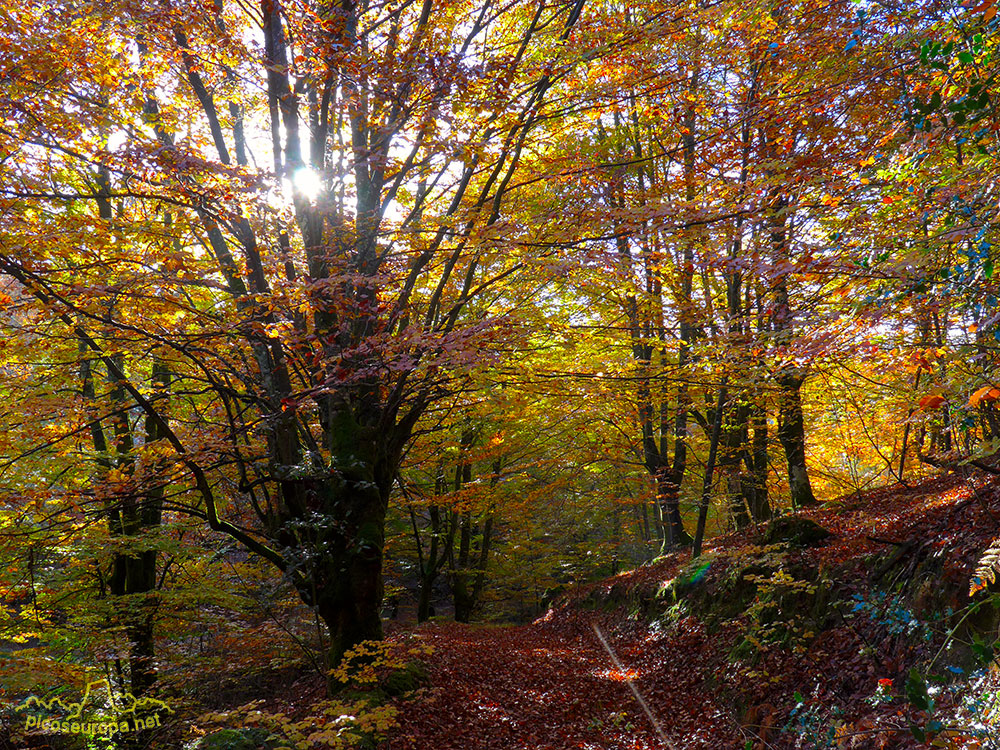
[762,516,833,547]
[655,555,756,629]
[193,728,291,750]
[658,555,716,601]
[381,659,430,697]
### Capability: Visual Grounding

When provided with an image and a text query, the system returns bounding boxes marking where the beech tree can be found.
[0,0,598,668]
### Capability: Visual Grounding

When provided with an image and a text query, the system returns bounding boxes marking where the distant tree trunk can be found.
[449,450,497,623]
[470,458,501,613]
[414,501,449,624]
[694,382,727,558]
[638,498,651,550]
[776,370,816,508]
[470,513,494,607]
[661,46,701,551]
[720,401,752,530]
[604,39,705,552]
[415,506,433,623]
[931,308,953,453]
[407,464,452,624]
[746,401,772,521]
[123,354,168,698]
[448,430,474,622]
[82,349,166,699]
[653,470,689,548]
[451,510,475,623]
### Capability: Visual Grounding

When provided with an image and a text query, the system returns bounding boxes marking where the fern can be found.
[970,538,1000,596]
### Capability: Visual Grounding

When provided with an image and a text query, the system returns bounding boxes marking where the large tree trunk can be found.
[315,534,385,669]
[768,167,816,508]
[280,474,388,669]
[611,65,700,554]
[720,55,770,528]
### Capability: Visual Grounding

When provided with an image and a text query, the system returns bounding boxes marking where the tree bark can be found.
[776,370,817,508]
[747,400,772,521]
[694,382,727,558]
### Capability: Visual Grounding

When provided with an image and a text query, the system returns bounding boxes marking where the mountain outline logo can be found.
[17,680,172,736]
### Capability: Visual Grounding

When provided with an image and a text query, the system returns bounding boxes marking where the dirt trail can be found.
[384,611,742,749]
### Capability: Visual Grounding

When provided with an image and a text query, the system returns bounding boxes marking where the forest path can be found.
[383,609,743,749]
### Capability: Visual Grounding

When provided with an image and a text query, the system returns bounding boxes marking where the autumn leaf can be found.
[968,386,1000,408]
[919,394,947,410]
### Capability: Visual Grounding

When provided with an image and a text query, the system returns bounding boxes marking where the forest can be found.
[2,0,1000,747]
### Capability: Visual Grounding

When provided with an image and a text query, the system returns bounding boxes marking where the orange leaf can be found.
[919,394,946,410]
[970,386,1000,407]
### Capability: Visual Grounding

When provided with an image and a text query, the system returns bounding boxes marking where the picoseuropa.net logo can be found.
[17,679,172,737]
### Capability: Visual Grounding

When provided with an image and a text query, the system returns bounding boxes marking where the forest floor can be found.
[383,609,737,749]
[381,472,1000,750]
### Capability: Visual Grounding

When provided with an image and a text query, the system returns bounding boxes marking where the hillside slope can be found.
[384,473,1000,749]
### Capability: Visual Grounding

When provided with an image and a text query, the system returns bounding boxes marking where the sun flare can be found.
[291,167,323,200]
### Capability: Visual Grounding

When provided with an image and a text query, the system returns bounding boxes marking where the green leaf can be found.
[910,724,926,742]
[971,635,994,663]
[959,51,974,64]
[906,668,930,711]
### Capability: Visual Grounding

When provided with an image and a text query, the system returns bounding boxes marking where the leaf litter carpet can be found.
[384,605,741,749]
